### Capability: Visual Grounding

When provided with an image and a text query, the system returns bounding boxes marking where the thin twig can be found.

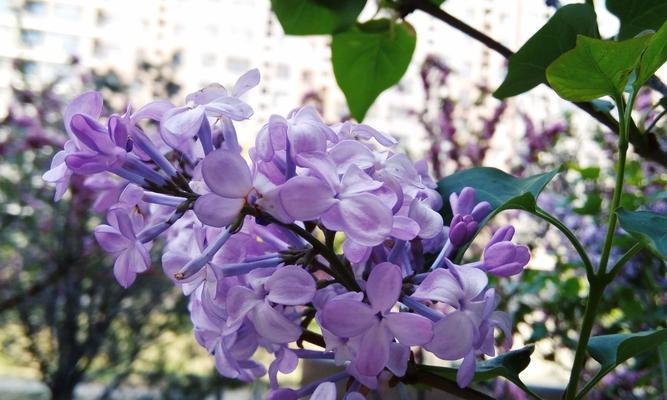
[403,0,667,168]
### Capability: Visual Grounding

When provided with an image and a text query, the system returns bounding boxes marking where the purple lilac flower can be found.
[44,68,530,395]
[465,226,531,276]
[412,261,512,387]
[161,69,257,148]
[321,263,433,378]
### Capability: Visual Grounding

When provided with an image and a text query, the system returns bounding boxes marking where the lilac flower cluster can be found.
[44,70,530,397]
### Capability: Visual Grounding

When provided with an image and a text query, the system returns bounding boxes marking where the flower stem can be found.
[563,281,603,400]
[597,94,632,277]
[604,241,644,284]
[564,93,634,400]
[535,208,595,278]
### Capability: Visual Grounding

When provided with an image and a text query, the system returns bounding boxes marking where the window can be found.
[226,57,249,74]
[16,60,38,77]
[23,1,46,15]
[20,29,44,48]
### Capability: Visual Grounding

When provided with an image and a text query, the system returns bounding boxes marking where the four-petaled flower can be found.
[321,262,433,377]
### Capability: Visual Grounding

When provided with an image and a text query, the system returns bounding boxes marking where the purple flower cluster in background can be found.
[44,69,531,397]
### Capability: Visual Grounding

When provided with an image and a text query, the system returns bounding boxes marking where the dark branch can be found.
[0,264,67,312]
[403,0,667,168]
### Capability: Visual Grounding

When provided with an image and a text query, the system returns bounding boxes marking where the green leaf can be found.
[271,0,366,35]
[635,21,667,89]
[616,208,667,259]
[332,19,416,121]
[547,34,652,101]
[575,165,601,180]
[607,0,667,40]
[581,330,667,397]
[420,345,537,395]
[494,4,598,99]
[573,191,602,215]
[438,166,562,223]
[438,166,562,262]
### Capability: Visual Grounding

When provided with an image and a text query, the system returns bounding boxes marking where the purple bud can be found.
[471,201,492,222]
[449,214,477,247]
[482,227,530,276]
[450,187,476,215]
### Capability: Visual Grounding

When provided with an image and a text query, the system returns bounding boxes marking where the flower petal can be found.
[355,324,391,376]
[251,302,301,343]
[232,68,260,97]
[335,193,393,247]
[226,286,261,330]
[162,106,205,137]
[205,96,254,120]
[279,176,337,221]
[296,152,338,189]
[411,268,462,306]
[342,239,371,264]
[384,312,433,345]
[448,261,488,300]
[94,225,130,253]
[385,343,410,377]
[187,83,228,104]
[409,200,443,239]
[70,114,109,152]
[391,215,420,240]
[64,91,103,138]
[321,299,375,338]
[425,311,475,360]
[113,251,137,288]
[265,265,316,305]
[340,164,383,196]
[310,382,336,400]
[457,351,477,388]
[366,262,402,314]
[201,149,252,198]
[329,140,375,173]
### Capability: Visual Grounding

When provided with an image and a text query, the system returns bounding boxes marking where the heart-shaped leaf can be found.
[546,34,651,101]
[271,0,367,35]
[332,19,416,121]
[419,345,537,395]
[616,208,667,259]
[577,329,667,398]
[494,4,598,99]
[606,0,667,40]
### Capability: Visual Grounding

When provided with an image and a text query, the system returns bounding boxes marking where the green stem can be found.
[535,208,595,278]
[597,95,632,277]
[659,343,667,399]
[563,281,604,400]
[564,93,635,400]
[604,242,644,284]
[262,214,361,291]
